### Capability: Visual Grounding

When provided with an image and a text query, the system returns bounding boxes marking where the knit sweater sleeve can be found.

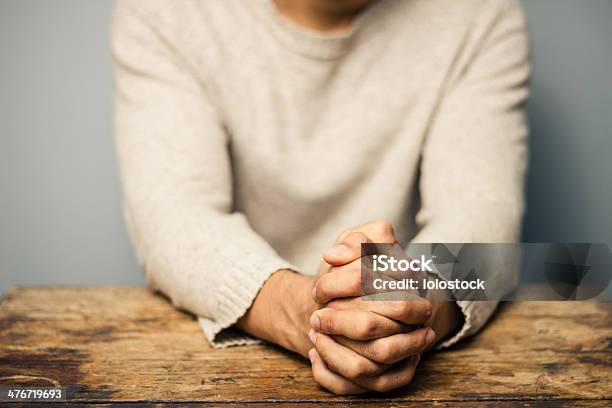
[412,0,530,348]
[111,1,294,347]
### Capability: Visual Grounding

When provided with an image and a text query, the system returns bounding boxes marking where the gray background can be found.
[1,0,611,294]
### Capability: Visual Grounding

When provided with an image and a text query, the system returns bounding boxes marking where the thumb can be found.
[323,231,371,266]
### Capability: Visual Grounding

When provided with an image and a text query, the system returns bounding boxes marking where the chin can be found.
[317,0,378,14]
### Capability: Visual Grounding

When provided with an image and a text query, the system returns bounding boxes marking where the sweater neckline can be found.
[254,0,378,60]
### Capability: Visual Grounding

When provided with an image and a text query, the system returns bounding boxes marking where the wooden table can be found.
[0,287,610,406]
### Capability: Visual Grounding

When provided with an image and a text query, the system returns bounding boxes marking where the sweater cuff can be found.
[199,319,262,348]
[199,259,297,348]
[436,300,498,349]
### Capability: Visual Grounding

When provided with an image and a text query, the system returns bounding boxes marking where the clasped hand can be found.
[307,221,462,394]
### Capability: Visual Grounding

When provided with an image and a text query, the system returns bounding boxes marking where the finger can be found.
[312,331,390,383]
[335,220,399,245]
[312,262,361,304]
[308,348,367,395]
[363,354,421,393]
[311,308,408,340]
[323,232,371,267]
[334,327,435,364]
[327,297,433,325]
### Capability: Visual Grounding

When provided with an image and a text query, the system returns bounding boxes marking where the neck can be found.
[273,0,372,33]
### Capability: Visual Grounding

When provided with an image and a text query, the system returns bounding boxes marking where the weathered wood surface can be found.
[0,287,610,406]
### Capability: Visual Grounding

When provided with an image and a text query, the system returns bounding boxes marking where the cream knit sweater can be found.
[112,0,529,348]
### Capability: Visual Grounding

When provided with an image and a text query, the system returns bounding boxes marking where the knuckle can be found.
[371,220,395,240]
[316,274,331,300]
[334,382,354,396]
[368,377,391,393]
[398,301,413,316]
[370,367,415,393]
[319,311,335,333]
[422,301,433,319]
[348,359,367,379]
[360,360,382,378]
[372,340,394,364]
[359,316,378,338]
[336,228,353,243]
[412,333,426,351]
[408,300,430,318]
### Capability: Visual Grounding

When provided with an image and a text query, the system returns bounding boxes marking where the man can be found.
[112,0,529,394]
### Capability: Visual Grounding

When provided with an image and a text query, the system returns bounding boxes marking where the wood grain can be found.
[0,287,610,405]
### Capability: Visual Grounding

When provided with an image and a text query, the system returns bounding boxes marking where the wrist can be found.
[274,269,318,357]
[237,269,316,357]
[430,300,464,347]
